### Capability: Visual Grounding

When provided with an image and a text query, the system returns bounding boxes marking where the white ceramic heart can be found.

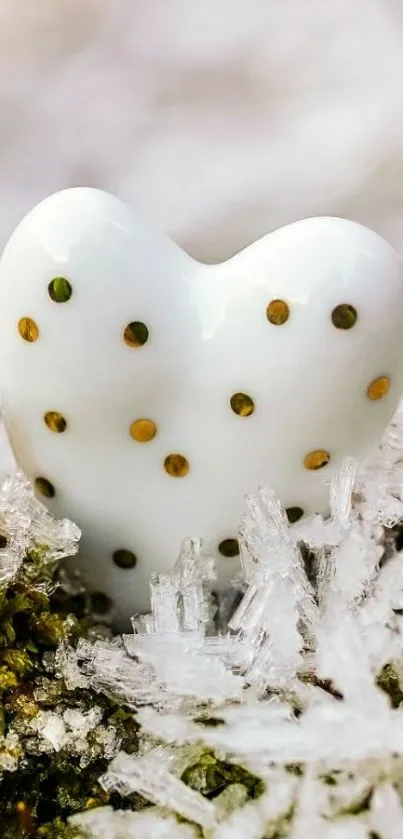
[0,187,402,624]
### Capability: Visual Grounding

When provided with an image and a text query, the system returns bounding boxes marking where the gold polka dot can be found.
[286,506,304,524]
[113,549,137,569]
[164,453,189,477]
[230,393,255,417]
[130,418,157,442]
[218,538,240,557]
[367,376,390,401]
[48,277,72,303]
[123,321,149,347]
[304,450,330,470]
[331,304,357,330]
[266,299,290,325]
[44,411,67,433]
[35,477,55,498]
[18,317,39,343]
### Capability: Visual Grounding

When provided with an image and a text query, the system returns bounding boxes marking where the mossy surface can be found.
[0,545,135,837]
[1,516,402,836]
[0,543,265,837]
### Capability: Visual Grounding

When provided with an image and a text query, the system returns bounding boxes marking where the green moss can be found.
[376,663,403,708]
[181,749,264,800]
[320,773,338,786]
[1,649,33,678]
[31,612,71,647]
[285,763,304,777]
[37,817,82,838]
[336,787,373,817]
[0,530,139,837]
[0,528,266,835]
[263,803,295,839]
[0,499,286,837]
[0,667,18,693]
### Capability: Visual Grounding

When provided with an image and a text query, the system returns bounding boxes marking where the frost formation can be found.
[7,411,403,838]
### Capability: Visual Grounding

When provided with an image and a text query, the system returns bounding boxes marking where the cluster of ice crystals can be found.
[71,806,198,839]
[25,705,120,766]
[0,730,23,776]
[64,407,403,837]
[355,406,403,527]
[100,748,216,828]
[75,538,243,711]
[228,486,319,690]
[55,643,92,691]
[0,471,80,585]
[370,784,403,839]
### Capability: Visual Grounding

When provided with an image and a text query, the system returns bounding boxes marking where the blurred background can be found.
[0,0,403,264]
[0,0,402,486]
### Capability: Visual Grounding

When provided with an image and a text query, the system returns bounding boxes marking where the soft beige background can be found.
[0,0,403,475]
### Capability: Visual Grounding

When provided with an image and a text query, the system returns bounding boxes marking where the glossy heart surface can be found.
[0,187,402,623]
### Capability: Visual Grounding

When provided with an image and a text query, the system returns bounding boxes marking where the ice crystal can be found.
[64,405,403,838]
[25,705,120,766]
[370,783,403,838]
[100,748,216,827]
[0,472,81,580]
[0,469,137,836]
[71,806,197,838]
[228,486,319,689]
[75,538,243,712]
[0,730,23,775]
[4,410,403,835]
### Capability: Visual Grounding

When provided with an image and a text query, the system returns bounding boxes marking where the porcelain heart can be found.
[0,187,402,624]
